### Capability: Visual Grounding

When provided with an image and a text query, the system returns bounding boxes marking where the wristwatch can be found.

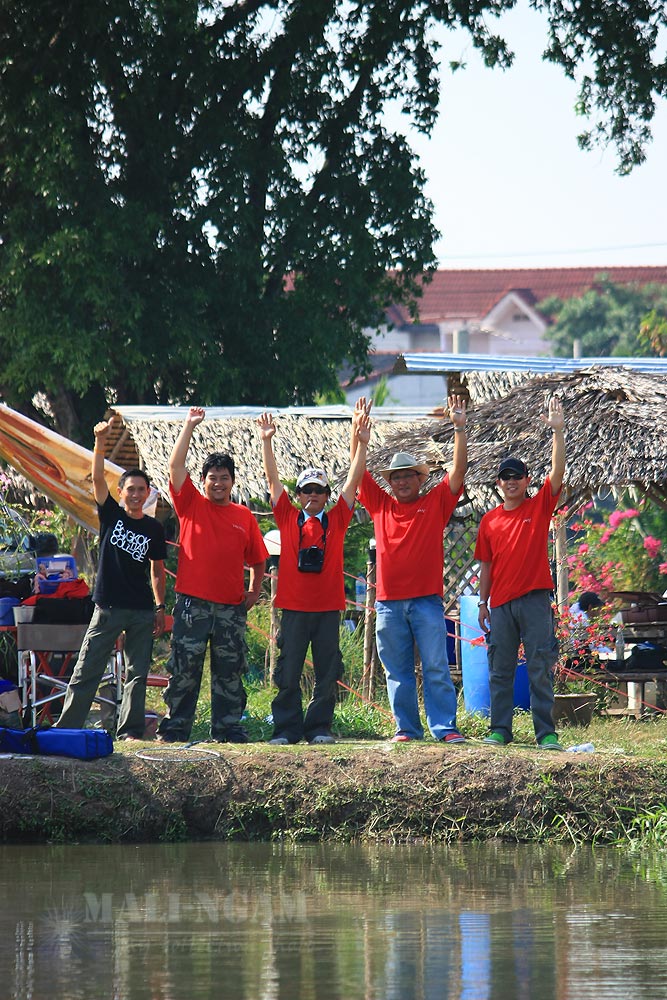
[478,600,488,608]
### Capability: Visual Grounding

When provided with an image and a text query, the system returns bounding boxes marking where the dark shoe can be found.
[215,726,249,744]
[156,733,183,744]
[440,731,466,744]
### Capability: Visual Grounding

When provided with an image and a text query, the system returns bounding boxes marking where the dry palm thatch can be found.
[367,367,667,513]
[122,411,418,505]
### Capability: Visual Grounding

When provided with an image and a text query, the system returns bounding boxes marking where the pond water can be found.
[2,841,667,1000]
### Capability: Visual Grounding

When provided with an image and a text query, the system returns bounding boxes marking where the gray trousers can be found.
[56,605,155,738]
[487,589,559,742]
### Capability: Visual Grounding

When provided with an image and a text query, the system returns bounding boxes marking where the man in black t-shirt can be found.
[56,418,166,739]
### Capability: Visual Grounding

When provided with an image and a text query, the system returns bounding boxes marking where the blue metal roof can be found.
[394,353,667,374]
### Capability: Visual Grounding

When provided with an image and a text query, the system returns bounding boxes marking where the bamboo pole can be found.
[362,558,377,700]
[554,519,569,610]
[269,562,279,683]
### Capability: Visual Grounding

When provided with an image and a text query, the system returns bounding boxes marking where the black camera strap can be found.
[297,509,328,554]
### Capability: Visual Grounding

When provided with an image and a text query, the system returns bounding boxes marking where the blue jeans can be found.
[375,595,458,739]
[487,589,558,742]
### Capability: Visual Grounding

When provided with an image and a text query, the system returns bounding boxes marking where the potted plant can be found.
[552,602,616,726]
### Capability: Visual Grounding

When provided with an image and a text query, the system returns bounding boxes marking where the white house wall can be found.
[344,374,447,408]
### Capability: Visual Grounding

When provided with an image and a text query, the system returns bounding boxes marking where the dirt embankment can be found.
[1,742,663,845]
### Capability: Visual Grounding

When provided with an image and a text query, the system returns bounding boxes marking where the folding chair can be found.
[16,623,121,727]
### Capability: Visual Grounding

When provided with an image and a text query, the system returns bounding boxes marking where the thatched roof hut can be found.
[108,405,429,506]
[370,367,667,512]
[104,368,667,517]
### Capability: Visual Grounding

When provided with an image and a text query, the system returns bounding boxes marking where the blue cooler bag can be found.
[0,726,113,759]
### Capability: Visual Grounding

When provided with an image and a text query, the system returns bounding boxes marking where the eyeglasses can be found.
[390,472,419,482]
[299,485,327,495]
[499,472,525,481]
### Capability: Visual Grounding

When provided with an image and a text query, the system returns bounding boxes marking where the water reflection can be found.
[2,841,667,999]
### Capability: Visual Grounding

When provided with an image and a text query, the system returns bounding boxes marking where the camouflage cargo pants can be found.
[158,594,248,741]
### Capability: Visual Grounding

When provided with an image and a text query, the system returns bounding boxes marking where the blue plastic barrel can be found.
[459,596,532,715]
[460,595,490,716]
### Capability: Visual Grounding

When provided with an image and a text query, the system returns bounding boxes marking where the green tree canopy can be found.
[2,1,667,439]
[539,277,667,357]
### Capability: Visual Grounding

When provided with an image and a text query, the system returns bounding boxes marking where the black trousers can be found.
[271,609,344,742]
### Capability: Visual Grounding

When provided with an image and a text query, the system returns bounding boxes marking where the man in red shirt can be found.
[157,407,268,744]
[257,405,371,744]
[356,396,467,744]
[475,397,566,751]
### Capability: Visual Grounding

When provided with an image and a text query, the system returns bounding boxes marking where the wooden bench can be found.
[590,669,667,718]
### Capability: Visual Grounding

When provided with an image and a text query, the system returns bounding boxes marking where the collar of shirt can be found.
[301,510,324,522]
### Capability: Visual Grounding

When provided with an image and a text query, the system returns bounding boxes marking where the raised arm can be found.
[341,407,371,506]
[350,396,372,461]
[169,407,205,492]
[91,418,113,506]
[541,397,565,495]
[448,394,467,495]
[256,412,285,506]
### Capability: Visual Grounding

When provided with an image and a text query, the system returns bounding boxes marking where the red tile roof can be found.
[391,266,667,326]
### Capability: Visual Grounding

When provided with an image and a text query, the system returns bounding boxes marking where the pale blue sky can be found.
[398,2,667,269]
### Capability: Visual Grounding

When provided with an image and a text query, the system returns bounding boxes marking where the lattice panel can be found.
[442,485,499,611]
[443,512,481,612]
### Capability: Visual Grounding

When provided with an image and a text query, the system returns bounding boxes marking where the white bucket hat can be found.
[379,452,430,482]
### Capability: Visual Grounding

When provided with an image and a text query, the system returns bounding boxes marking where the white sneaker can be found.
[309,734,335,744]
[268,737,289,745]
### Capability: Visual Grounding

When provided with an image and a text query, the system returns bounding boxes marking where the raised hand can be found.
[353,396,372,424]
[186,406,206,426]
[540,396,564,431]
[355,408,372,444]
[93,417,114,441]
[256,412,276,440]
[448,394,467,429]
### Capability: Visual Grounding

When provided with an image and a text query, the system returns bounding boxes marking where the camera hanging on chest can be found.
[297,510,328,573]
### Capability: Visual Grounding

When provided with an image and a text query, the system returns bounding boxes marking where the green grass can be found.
[144,598,667,757]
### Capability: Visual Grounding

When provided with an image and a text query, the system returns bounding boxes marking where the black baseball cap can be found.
[579,591,603,613]
[497,457,528,478]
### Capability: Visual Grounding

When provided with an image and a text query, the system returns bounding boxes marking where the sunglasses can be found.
[300,485,327,495]
[390,472,419,482]
[499,472,525,481]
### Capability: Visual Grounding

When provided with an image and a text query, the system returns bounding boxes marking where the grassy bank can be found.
[2,715,667,847]
[4,610,667,847]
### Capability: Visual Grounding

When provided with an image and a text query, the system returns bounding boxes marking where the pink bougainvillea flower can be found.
[578,543,589,555]
[643,536,662,559]
[660,562,667,575]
